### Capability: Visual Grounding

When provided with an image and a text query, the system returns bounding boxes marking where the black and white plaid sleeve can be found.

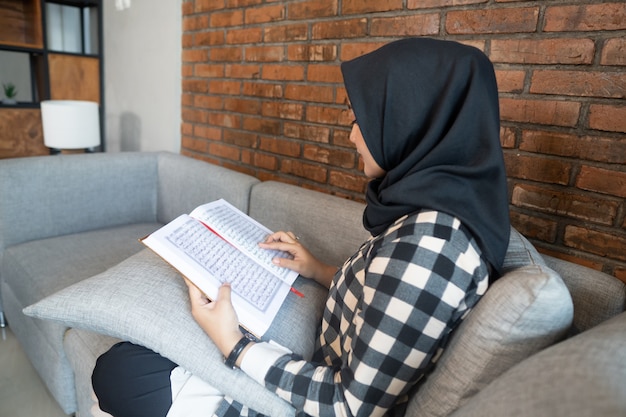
[257,210,490,417]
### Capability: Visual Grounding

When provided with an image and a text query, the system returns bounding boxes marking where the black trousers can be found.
[92,341,178,417]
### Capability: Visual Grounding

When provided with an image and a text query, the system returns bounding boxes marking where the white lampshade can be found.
[41,100,100,149]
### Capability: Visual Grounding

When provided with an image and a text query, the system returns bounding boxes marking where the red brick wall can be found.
[181,0,626,282]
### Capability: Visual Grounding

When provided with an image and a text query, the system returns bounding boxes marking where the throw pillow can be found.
[406,229,574,417]
[24,249,327,417]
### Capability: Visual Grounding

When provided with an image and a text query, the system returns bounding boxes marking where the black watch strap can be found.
[224,336,252,369]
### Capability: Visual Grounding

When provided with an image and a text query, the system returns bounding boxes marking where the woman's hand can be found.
[184,278,243,358]
[258,231,337,288]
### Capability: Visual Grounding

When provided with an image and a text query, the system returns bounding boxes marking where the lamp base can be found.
[48,147,97,155]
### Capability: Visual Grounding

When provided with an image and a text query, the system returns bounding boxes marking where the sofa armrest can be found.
[542,254,626,333]
[0,152,160,252]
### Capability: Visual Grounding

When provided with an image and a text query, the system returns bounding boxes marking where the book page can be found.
[142,214,292,337]
[189,199,298,285]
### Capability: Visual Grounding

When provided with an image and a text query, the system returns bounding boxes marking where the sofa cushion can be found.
[2,222,160,414]
[450,311,626,417]
[24,248,327,417]
[406,228,573,417]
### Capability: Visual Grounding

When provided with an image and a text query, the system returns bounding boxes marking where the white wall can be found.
[103,0,181,152]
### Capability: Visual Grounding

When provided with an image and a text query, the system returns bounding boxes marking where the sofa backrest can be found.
[0,152,160,252]
[155,152,260,224]
[248,181,370,268]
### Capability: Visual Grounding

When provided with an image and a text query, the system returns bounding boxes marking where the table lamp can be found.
[41,100,101,153]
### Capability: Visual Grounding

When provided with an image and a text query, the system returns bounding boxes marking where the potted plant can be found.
[2,82,18,104]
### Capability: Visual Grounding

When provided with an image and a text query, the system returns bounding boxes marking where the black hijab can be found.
[341,38,510,274]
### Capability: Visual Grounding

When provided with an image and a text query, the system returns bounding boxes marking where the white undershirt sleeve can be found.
[240,341,292,385]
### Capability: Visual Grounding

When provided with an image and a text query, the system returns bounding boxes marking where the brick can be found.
[512,184,618,226]
[183,15,209,32]
[244,46,284,62]
[544,3,626,32]
[520,130,626,164]
[284,122,331,143]
[576,166,626,198]
[564,225,626,262]
[242,82,283,98]
[193,125,222,140]
[285,84,334,103]
[193,95,223,110]
[261,64,305,81]
[446,7,539,34]
[536,247,604,271]
[223,97,261,114]
[223,129,257,148]
[264,23,308,42]
[329,170,368,193]
[340,42,387,61]
[490,39,595,64]
[303,144,355,169]
[195,64,225,78]
[408,0,487,9]
[183,79,209,93]
[259,136,301,157]
[208,112,240,129]
[195,0,225,12]
[195,31,225,47]
[208,80,241,95]
[500,126,516,148]
[261,102,304,120]
[499,98,580,127]
[601,38,626,66]
[371,14,440,37]
[225,64,261,79]
[183,49,208,63]
[589,104,626,134]
[226,0,263,7]
[503,153,571,185]
[495,70,525,93]
[530,70,626,99]
[253,153,278,170]
[210,46,243,62]
[210,10,244,28]
[226,27,263,45]
[181,93,194,107]
[509,211,558,243]
[181,122,193,136]
[281,159,328,183]
[182,64,194,77]
[288,0,338,20]
[181,136,210,153]
[182,33,193,49]
[288,44,337,62]
[245,4,285,24]
[242,116,281,135]
[342,0,402,14]
[306,105,347,125]
[312,18,367,40]
[208,142,240,161]
[307,64,343,83]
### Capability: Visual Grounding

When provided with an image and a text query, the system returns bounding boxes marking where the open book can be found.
[141,199,299,338]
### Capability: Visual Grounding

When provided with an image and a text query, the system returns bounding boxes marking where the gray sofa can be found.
[1,151,625,417]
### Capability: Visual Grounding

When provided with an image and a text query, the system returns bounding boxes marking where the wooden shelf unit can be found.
[0,0,103,158]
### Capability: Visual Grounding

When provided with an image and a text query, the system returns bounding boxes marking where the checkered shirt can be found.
[214,210,490,417]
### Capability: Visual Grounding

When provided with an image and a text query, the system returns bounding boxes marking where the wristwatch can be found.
[224,335,252,369]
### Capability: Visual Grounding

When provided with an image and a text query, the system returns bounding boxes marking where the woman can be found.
[92,37,510,417]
